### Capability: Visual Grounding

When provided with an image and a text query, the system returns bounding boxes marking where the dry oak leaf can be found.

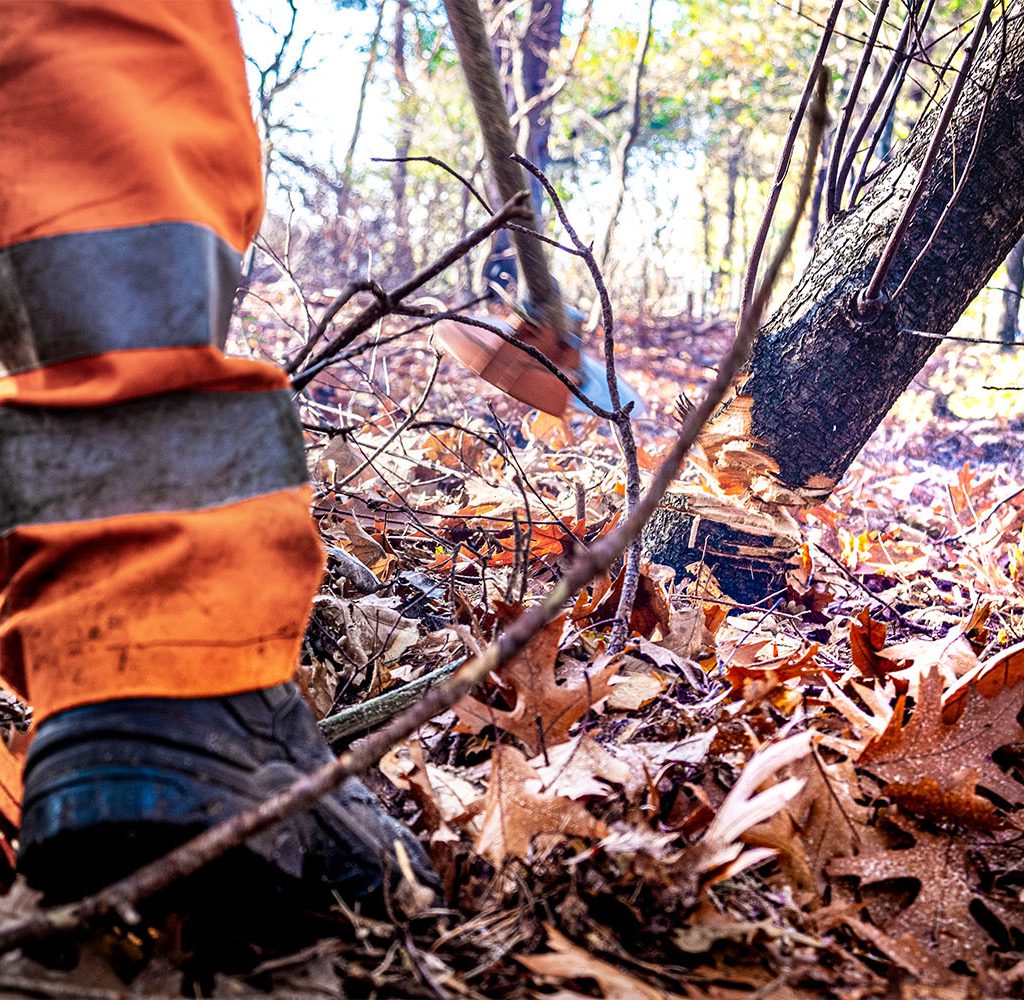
[475,745,607,866]
[849,608,889,681]
[454,614,619,756]
[688,731,812,882]
[518,923,685,1000]
[876,633,982,689]
[745,755,871,898]
[857,661,1024,826]
[588,563,672,639]
[829,827,1024,968]
[528,734,633,799]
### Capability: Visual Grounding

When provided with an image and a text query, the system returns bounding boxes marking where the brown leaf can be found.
[849,608,888,680]
[688,732,813,881]
[588,565,672,640]
[454,615,619,755]
[518,924,684,1000]
[529,735,633,799]
[829,827,1024,968]
[475,746,607,865]
[607,667,669,711]
[745,755,870,898]
[857,661,1024,825]
[340,518,397,581]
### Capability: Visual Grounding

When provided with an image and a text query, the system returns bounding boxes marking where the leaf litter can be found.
[2,298,1024,997]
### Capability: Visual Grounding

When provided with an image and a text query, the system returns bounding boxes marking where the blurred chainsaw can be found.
[438,0,643,419]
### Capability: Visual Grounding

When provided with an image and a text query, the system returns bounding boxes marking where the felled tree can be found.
[645,4,1024,599]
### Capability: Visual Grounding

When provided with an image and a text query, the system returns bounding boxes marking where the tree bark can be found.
[516,0,564,206]
[479,0,564,295]
[592,0,655,272]
[645,12,1024,599]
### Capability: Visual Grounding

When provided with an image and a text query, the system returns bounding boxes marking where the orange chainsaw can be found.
[438,0,643,419]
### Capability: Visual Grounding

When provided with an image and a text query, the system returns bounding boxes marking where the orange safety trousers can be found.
[0,2,325,832]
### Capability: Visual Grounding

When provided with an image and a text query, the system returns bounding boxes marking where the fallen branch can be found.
[0,284,764,956]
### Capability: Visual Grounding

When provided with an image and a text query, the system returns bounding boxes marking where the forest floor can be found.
[2,284,1024,998]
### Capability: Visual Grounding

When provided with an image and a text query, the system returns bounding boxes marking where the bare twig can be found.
[738,0,843,328]
[860,0,996,308]
[825,0,892,220]
[889,3,1005,301]
[291,192,531,390]
[373,155,493,214]
[511,154,643,655]
[335,352,442,488]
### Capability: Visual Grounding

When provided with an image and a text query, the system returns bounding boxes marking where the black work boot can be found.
[17,683,437,909]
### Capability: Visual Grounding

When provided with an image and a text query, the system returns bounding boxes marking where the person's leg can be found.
[0,0,430,903]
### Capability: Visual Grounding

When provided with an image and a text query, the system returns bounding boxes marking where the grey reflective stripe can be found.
[0,390,309,534]
[0,223,240,376]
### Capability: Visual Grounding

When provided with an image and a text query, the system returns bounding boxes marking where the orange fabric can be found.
[0,346,290,408]
[0,740,23,833]
[0,489,326,724]
[0,0,262,252]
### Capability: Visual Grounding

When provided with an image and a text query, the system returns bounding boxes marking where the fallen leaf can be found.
[857,662,1024,825]
[607,669,669,711]
[829,826,1024,968]
[528,735,633,799]
[745,754,870,897]
[518,924,685,1000]
[475,746,607,865]
[849,608,889,680]
[688,731,813,881]
[454,615,619,755]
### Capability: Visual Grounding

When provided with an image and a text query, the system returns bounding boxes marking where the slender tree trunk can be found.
[391,0,415,281]
[479,0,565,294]
[516,0,564,207]
[645,12,1024,598]
[593,0,655,273]
[1000,235,1024,346]
[807,128,830,248]
[718,138,742,304]
[343,0,385,188]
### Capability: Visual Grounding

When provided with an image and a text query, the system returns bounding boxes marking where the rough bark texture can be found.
[645,14,1024,598]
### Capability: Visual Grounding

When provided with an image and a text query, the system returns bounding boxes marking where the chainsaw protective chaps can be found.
[0,0,326,824]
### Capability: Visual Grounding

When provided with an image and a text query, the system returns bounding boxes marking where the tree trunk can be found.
[1000,235,1024,346]
[644,12,1024,599]
[719,138,742,301]
[479,0,564,294]
[517,0,564,207]
[390,0,415,282]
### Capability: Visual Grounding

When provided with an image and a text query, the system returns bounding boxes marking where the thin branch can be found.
[372,155,493,214]
[825,0,892,220]
[290,192,532,391]
[834,0,922,211]
[738,0,843,329]
[512,153,641,655]
[889,4,1005,301]
[860,0,996,307]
